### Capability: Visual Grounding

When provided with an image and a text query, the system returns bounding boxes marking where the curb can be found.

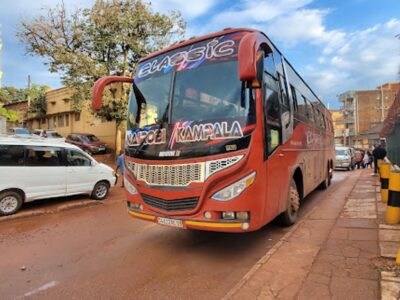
[0,200,102,223]
[222,205,319,300]
[223,171,362,300]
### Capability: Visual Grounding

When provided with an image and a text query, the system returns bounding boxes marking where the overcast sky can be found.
[0,0,399,108]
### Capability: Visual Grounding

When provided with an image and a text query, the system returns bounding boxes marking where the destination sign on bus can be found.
[136,32,245,81]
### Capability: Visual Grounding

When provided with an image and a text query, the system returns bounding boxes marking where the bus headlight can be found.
[124,177,137,195]
[211,172,256,201]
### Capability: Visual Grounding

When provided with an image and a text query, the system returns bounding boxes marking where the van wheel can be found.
[91,182,109,200]
[278,179,300,226]
[0,191,23,216]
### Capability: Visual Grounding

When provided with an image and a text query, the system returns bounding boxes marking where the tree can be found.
[17,0,186,150]
[27,84,49,118]
[0,86,25,103]
[0,106,17,122]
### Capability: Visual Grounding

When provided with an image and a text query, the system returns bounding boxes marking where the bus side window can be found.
[290,84,298,112]
[278,74,290,109]
[264,53,277,78]
[305,99,315,123]
[263,73,281,155]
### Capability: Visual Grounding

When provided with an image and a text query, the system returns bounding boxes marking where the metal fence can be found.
[387,124,400,166]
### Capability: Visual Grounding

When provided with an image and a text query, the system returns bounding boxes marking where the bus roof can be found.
[139,28,256,63]
[138,27,329,114]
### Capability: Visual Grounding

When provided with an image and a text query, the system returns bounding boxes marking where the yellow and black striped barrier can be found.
[380,163,391,202]
[386,170,400,225]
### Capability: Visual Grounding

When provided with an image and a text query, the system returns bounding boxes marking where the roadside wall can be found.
[386,124,400,166]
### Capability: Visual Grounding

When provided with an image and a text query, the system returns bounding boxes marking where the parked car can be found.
[335,146,356,171]
[33,129,65,142]
[7,127,37,138]
[65,133,107,154]
[0,137,117,216]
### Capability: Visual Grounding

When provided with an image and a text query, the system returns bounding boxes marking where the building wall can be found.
[331,110,345,145]
[356,88,398,134]
[3,100,28,127]
[28,87,118,150]
[339,82,400,147]
[0,116,6,134]
[386,125,400,166]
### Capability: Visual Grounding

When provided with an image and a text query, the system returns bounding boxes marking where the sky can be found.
[0,0,399,108]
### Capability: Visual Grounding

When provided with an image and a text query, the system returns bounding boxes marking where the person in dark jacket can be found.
[372,144,387,174]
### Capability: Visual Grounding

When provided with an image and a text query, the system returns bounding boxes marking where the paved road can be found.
[0,171,352,299]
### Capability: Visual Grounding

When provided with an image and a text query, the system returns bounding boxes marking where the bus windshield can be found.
[126,33,256,159]
[128,60,254,128]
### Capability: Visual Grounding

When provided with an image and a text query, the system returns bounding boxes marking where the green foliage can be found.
[0,86,25,103]
[0,85,48,118]
[0,106,18,121]
[17,0,186,123]
[28,85,48,118]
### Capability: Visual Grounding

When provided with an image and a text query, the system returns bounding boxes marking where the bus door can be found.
[263,71,286,217]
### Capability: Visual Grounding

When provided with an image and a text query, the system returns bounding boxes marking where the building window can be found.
[58,115,64,127]
[65,114,69,127]
[53,116,57,128]
[75,112,81,121]
[41,118,46,124]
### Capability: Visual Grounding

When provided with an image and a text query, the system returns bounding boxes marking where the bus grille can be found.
[126,161,204,186]
[126,155,243,187]
[142,194,199,212]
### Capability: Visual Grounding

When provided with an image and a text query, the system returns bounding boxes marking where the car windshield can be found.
[48,132,62,138]
[336,149,348,156]
[15,128,30,134]
[82,135,99,142]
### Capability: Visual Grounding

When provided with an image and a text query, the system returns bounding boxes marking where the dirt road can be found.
[0,171,353,299]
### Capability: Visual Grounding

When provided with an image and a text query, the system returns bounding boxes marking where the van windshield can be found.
[336,149,348,156]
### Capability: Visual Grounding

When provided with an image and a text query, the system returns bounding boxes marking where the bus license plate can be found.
[157,217,183,228]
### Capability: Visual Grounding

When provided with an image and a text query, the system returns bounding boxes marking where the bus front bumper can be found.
[127,209,250,232]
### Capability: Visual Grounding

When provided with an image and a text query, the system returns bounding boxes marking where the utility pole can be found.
[27,75,31,107]
[380,85,384,122]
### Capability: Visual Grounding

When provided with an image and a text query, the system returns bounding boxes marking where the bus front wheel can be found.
[278,179,300,226]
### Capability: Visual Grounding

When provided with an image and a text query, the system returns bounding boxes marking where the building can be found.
[26,87,121,151]
[2,100,28,128]
[338,82,400,148]
[330,109,345,145]
[381,91,400,165]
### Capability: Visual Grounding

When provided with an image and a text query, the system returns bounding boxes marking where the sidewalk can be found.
[224,169,399,299]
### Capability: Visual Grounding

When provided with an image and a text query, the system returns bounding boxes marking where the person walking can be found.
[363,151,370,168]
[116,150,125,187]
[372,143,387,174]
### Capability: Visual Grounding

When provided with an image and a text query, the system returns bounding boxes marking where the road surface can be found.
[0,171,353,299]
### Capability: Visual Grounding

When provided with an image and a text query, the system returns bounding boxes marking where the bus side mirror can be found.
[238,33,266,89]
[91,76,133,110]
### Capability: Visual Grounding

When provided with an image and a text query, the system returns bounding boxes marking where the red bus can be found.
[92,28,335,232]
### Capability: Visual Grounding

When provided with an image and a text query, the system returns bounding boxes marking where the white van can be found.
[0,137,117,216]
[335,146,356,171]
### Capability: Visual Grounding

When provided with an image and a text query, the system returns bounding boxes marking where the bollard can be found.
[386,170,400,225]
[380,163,391,202]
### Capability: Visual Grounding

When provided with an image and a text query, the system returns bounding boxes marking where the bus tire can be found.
[278,179,300,226]
[319,165,331,190]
